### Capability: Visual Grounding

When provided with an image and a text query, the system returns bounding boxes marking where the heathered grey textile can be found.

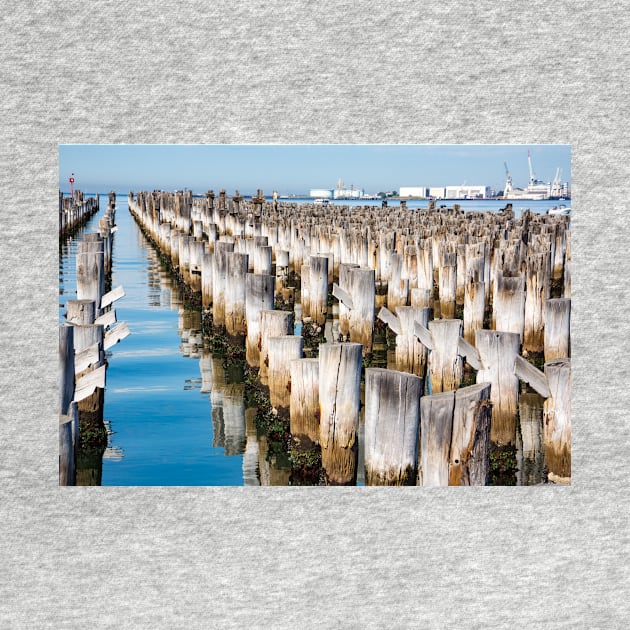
[1,1,629,627]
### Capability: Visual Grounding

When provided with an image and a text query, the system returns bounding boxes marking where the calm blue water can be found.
[60,196,249,486]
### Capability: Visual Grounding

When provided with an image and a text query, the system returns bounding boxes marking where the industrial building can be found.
[399,186,426,198]
[444,185,491,199]
[309,188,333,198]
[334,188,363,199]
[428,187,446,199]
[332,179,364,199]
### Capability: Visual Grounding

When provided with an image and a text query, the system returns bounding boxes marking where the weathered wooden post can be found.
[419,391,454,486]
[245,273,275,367]
[170,231,181,269]
[377,306,429,378]
[396,306,430,377]
[414,319,464,393]
[76,238,104,317]
[463,280,485,346]
[300,262,311,320]
[201,249,213,311]
[309,255,329,327]
[456,244,467,305]
[336,263,358,340]
[402,245,419,292]
[189,239,204,292]
[275,249,290,293]
[387,252,408,312]
[448,383,492,486]
[59,401,78,486]
[544,298,571,362]
[475,329,521,446]
[347,267,375,353]
[319,343,362,485]
[178,235,191,284]
[410,287,431,309]
[543,358,571,481]
[212,241,235,329]
[523,253,548,354]
[224,252,249,341]
[564,260,571,298]
[267,336,303,414]
[364,368,423,485]
[258,310,294,386]
[438,251,457,319]
[289,358,320,448]
[552,222,566,280]
[254,244,273,276]
[66,299,96,326]
[59,325,75,417]
[494,273,525,342]
[417,240,433,304]
[72,323,105,429]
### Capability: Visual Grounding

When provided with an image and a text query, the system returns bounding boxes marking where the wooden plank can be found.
[457,337,483,371]
[514,354,551,398]
[94,309,116,328]
[377,306,402,336]
[74,364,106,402]
[100,285,125,309]
[332,282,354,309]
[74,342,100,373]
[104,322,130,350]
[413,321,434,351]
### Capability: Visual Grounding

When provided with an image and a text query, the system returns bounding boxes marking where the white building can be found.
[429,187,446,199]
[310,188,333,198]
[399,186,426,198]
[333,188,363,199]
[444,185,491,199]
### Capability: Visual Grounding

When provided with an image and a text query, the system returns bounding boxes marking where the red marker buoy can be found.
[69,173,75,198]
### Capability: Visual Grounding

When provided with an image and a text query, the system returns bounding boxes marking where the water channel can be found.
[60,194,550,486]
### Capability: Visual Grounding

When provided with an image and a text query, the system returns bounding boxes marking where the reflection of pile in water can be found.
[102,445,125,462]
[199,352,246,457]
[179,307,203,358]
[517,393,546,486]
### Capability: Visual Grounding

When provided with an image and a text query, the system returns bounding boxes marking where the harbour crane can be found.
[551,167,563,198]
[527,150,536,186]
[337,178,345,198]
[503,162,513,198]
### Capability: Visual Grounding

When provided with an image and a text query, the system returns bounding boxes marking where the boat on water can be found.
[313,198,330,205]
[548,204,571,216]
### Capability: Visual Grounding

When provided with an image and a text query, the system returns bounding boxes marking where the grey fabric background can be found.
[1,1,628,627]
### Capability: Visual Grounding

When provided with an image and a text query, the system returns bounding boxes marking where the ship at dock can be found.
[503,151,568,201]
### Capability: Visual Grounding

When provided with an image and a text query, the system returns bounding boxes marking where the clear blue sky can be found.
[59,144,571,196]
